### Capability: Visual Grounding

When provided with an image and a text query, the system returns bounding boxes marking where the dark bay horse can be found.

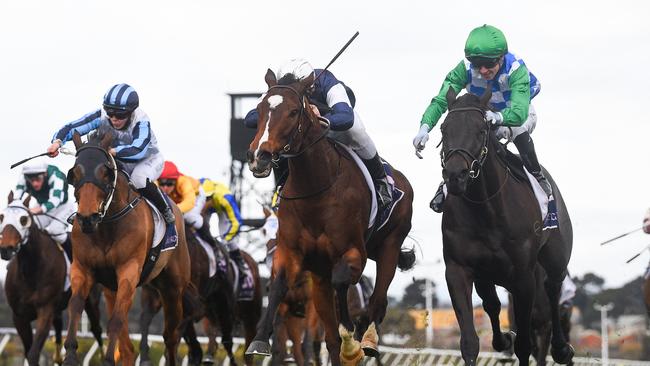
[246,70,415,366]
[440,89,573,366]
[0,192,104,366]
[63,131,192,365]
[140,224,262,366]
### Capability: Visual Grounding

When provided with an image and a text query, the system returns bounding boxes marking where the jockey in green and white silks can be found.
[15,161,75,245]
[412,24,552,213]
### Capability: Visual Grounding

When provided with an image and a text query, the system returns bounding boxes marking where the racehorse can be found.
[644,275,650,329]
[0,192,104,366]
[246,69,415,365]
[140,224,262,366]
[440,88,573,366]
[63,130,192,365]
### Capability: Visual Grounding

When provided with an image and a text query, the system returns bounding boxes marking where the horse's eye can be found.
[19,216,29,227]
[289,109,299,118]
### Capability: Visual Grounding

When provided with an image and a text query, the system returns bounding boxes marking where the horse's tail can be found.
[182,282,204,322]
[397,248,416,271]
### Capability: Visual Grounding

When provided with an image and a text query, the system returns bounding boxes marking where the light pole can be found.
[594,303,614,366]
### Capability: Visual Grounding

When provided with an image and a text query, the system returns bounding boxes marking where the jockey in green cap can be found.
[413,24,551,213]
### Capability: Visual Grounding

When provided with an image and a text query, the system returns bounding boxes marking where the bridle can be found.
[72,145,118,220]
[0,203,35,256]
[265,85,331,162]
[441,106,490,179]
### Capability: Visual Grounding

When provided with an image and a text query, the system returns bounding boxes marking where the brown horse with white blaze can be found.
[62,131,191,366]
[246,70,415,366]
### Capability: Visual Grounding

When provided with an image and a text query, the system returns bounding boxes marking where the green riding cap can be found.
[464,24,508,58]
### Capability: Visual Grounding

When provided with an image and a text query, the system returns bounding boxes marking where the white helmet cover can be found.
[277,58,315,81]
[22,161,48,175]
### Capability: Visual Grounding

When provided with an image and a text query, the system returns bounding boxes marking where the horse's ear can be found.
[480,87,492,106]
[100,131,113,150]
[8,190,14,204]
[265,69,277,88]
[72,131,83,149]
[22,194,31,208]
[446,87,457,108]
[299,72,315,93]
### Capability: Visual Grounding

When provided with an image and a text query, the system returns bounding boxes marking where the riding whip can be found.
[625,245,649,263]
[10,152,50,169]
[599,227,643,246]
[315,31,360,83]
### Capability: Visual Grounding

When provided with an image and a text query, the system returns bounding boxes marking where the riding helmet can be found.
[277,58,315,81]
[103,83,139,112]
[160,161,182,180]
[464,24,508,59]
[22,161,48,176]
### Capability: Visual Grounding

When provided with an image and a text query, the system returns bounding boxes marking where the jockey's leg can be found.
[131,154,176,223]
[329,111,392,210]
[225,239,248,278]
[138,180,176,224]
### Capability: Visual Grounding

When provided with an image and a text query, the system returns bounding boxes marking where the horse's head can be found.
[0,192,34,260]
[67,130,118,233]
[247,69,317,178]
[440,88,492,195]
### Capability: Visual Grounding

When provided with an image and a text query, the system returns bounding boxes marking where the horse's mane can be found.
[87,124,115,146]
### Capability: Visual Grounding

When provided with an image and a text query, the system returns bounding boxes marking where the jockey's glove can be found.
[485,111,503,125]
[412,124,431,150]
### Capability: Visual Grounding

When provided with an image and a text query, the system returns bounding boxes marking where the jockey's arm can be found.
[244,109,259,129]
[216,193,243,241]
[176,177,197,214]
[14,175,27,200]
[42,167,67,213]
[51,110,103,144]
[320,71,354,131]
[113,121,152,162]
[421,61,468,129]
[500,66,531,126]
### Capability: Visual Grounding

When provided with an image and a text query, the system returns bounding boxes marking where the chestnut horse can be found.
[246,70,415,365]
[140,224,262,366]
[63,131,191,365]
[0,193,103,366]
[439,89,573,366]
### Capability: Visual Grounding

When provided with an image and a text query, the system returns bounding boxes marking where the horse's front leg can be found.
[445,261,479,366]
[475,280,514,353]
[511,267,536,366]
[27,305,56,365]
[246,245,298,357]
[333,248,365,365]
[63,263,94,366]
[139,286,162,366]
[104,260,139,366]
[311,275,343,366]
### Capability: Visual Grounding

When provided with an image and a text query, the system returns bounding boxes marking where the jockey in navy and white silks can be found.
[244,59,393,210]
[47,83,176,227]
[15,161,75,245]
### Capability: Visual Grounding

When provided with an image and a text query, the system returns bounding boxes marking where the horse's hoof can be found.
[62,355,79,366]
[551,344,575,364]
[245,340,272,356]
[494,331,516,354]
[361,345,379,358]
[360,322,379,358]
[201,355,215,365]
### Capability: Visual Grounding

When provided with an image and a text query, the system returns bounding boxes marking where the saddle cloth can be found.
[144,197,178,251]
[197,235,255,301]
[336,144,405,230]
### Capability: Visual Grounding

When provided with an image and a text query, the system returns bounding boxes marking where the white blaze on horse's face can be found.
[255,95,284,156]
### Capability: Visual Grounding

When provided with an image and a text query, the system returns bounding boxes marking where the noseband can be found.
[265,85,331,160]
[441,106,490,179]
[73,145,118,220]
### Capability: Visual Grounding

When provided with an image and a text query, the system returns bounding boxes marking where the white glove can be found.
[485,111,503,125]
[412,124,431,150]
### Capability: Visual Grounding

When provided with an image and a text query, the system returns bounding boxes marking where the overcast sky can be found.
[1,0,649,303]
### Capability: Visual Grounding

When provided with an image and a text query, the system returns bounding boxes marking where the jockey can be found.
[156,161,217,249]
[412,25,552,212]
[47,83,176,234]
[15,161,75,257]
[244,59,393,211]
[200,178,248,274]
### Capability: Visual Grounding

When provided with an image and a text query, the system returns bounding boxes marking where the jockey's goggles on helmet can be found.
[25,173,44,181]
[158,179,176,187]
[468,56,500,69]
[105,108,131,120]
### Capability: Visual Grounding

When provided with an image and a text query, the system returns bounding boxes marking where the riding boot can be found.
[430,182,445,213]
[362,153,392,211]
[196,222,219,249]
[513,132,553,197]
[138,180,176,224]
[229,248,248,277]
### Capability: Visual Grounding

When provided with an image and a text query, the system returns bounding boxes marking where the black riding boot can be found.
[362,153,392,211]
[229,248,248,277]
[196,222,219,248]
[61,234,73,262]
[430,182,445,213]
[138,179,176,224]
[513,132,553,197]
